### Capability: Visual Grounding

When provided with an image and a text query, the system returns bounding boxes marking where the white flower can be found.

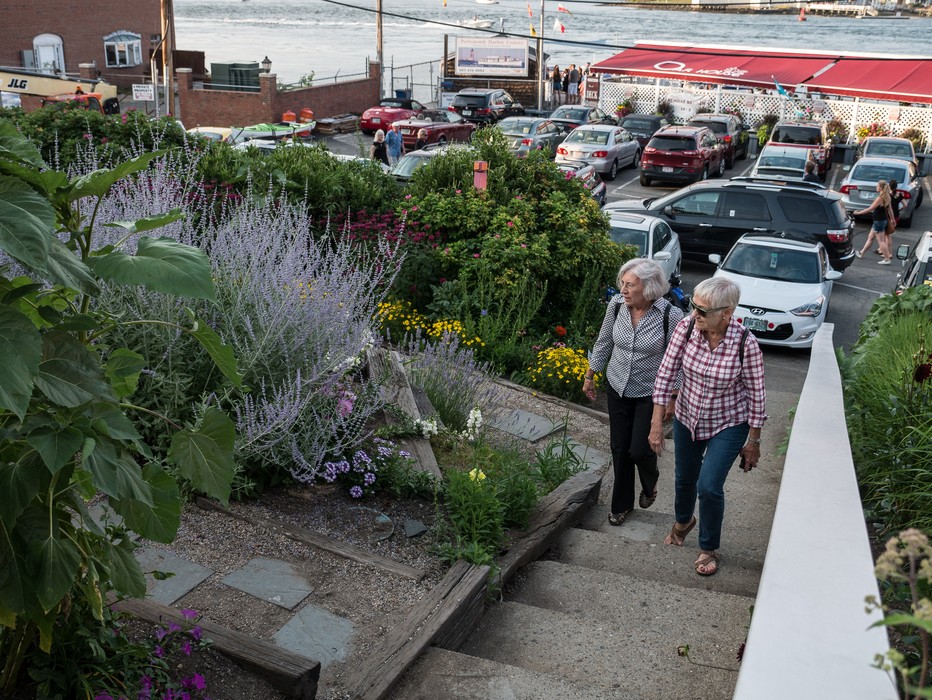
[415,417,438,439]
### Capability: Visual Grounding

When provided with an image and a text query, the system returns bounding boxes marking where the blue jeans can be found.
[672,418,749,551]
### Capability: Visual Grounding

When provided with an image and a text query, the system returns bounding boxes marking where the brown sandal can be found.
[608,510,632,526]
[639,488,658,509]
[663,516,696,546]
[695,550,720,576]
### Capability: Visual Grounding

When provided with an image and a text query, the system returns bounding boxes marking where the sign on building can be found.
[454,37,528,77]
[132,83,155,102]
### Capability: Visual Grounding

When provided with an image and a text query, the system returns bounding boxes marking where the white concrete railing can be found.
[733,324,894,700]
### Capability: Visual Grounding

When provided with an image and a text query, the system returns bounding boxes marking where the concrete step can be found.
[387,647,624,700]
[461,594,743,700]
[549,523,761,598]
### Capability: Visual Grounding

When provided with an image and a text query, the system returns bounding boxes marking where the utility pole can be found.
[161,0,174,116]
[536,0,545,111]
[376,0,384,96]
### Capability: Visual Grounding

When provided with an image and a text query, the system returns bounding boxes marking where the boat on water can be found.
[230,122,315,144]
[798,7,806,21]
[475,0,499,5]
[459,15,494,28]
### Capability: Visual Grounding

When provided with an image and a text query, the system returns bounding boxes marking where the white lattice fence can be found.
[599,79,932,151]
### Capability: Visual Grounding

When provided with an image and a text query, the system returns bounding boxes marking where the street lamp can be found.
[260,56,272,74]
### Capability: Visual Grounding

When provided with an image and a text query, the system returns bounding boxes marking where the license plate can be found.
[371,117,381,123]
[743,317,767,332]
[463,109,472,116]
[402,128,413,134]
[662,166,674,173]
[572,151,585,158]
[860,191,873,200]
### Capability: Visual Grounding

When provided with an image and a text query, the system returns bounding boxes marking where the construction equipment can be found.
[0,67,119,114]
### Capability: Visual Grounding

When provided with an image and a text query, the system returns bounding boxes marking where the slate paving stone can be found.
[404,519,428,538]
[348,506,394,543]
[88,501,126,532]
[221,557,314,610]
[136,547,214,605]
[490,408,566,442]
[544,439,610,474]
[273,603,355,669]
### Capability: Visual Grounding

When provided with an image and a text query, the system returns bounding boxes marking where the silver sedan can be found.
[839,156,925,227]
[497,117,565,158]
[555,125,640,181]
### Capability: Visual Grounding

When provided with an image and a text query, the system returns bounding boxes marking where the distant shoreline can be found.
[595,2,927,17]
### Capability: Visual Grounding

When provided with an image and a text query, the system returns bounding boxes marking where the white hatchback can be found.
[710,235,841,349]
[607,212,682,283]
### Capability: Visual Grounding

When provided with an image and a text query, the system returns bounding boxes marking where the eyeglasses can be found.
[689,301,728,317]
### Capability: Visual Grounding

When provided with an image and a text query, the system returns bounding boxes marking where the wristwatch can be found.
[746,437,761,445]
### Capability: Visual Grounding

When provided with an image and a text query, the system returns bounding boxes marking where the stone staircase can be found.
[388,379,795,700]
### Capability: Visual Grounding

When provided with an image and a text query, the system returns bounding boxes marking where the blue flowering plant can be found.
[320,438,417,498]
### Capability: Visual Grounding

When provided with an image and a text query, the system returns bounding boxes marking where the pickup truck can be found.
[767,121,833,181]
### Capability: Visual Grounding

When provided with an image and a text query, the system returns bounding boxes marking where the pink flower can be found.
[455,189,462,194]
[404,194,412,200]
[337,397,354,418]
[521,243,527,248]
[473,253,481,258]
[507,221,514,227]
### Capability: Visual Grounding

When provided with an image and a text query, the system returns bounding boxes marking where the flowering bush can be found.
[857,122,893,141]
[375,299,483,348]
[320,438,414,498]
[899,128,926,153]
[526,345,597,401]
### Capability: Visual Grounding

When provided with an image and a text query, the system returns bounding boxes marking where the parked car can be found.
[555,124,640,180]
[607,212,682,282]
[839,156,924,227]
[856,136,918,169]
[392,110,476,148]
[894,230,932,294]
[498,117,565,157]
[750,144,814,180]
[360,98,426,133]
[548,105,616,131]
[767,121,833,181]
[687,113,749,168]
[709,234,841,349]
[388,143,469,183]
[557,160,607,206]
[447,88,524,124]
[604,177,855,270]
[639,125,725,186]
[618,115,669,148]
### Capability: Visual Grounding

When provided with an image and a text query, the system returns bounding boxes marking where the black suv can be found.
[687,113,749,169]
[448,89,524,125]
[604,177,855,270]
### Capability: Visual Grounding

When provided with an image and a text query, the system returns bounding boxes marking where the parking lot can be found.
[602,157,932,357]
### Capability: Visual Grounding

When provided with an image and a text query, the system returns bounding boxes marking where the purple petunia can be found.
[350,485,364,498]
[364,472,376,486]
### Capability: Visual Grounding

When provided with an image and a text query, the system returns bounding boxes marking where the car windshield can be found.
[649,136,695,151]
[500,119,538,134]
[865,142,913,159]
[723,244,820,283]
[608,226,648,256]
[758,155,808,170]
[553,107,587,119]
[850,163,908,184]
[770,126,822,145]
[622,119,657,131]
[391,154,432,178]
[452,95,486,107]
[379,100,405,108]
[565,130,608,145]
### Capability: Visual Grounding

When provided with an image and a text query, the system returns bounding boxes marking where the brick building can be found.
[1,0,163,88]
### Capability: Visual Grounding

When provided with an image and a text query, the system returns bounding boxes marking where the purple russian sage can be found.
[91,150,404,484]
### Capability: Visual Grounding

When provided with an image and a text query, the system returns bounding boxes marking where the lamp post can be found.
[261,56,272,74]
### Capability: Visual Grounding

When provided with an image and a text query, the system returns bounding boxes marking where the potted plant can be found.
[616,97,634,118]
[899,127,925,153]
[825,119,847,145]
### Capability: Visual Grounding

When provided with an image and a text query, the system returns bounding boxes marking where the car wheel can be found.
[438,136,447,144]
[606,159,618,181]
[630,149,641,169]
[696,165,709,183]
[716,157,726,177]
[726,152,735,169]
[916,189,923,209]
[738,142,748,160]
[639,173,652,187]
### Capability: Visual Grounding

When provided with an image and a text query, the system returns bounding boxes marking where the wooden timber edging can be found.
[113,597,320,699]
[493,376,611,426]
[343,468,603,700]
[194,497,426,581]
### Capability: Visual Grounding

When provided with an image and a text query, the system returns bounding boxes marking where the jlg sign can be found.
[6,78,28,90]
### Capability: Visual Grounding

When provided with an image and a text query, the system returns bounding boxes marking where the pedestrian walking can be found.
[583,260,684,527]
[854,179,894,264]
[888,178,903,233]
[413,128,429,151]
[385,124,405,165]
[370,129,390,166]
[567,64,580,104]
[648,277,767,577]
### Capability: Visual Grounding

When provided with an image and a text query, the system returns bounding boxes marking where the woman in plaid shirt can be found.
[648,277,766,577]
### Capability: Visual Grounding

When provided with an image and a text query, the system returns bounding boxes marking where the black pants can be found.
[606,386,659,515]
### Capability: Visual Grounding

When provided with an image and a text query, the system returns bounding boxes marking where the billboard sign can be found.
[455,37,528,77]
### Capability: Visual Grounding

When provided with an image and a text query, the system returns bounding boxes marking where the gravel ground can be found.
[131,382,611,699]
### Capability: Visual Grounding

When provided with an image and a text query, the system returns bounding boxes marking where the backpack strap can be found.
[684,318,749,366]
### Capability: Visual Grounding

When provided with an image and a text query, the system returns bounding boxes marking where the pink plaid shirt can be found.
[653,317,767,441]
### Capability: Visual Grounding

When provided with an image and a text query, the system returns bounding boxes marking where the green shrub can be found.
[536,432,586,492]
[444,466,505,555]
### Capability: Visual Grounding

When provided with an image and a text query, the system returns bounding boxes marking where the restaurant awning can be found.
[801,58,932,105]
[591,44,836,90]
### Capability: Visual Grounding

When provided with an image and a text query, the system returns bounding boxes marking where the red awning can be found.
[592,44,836,89]
[802,58,932,105]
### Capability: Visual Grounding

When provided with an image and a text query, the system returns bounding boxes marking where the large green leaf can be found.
[0,176,54,271]
[26,425,84,474]
[28,519,82,612]
[89,236,216,301]
[168,407,235,505]
[114,464,180,543]
[105,537,147,598]
[0,305,42,420]
[44,238,98,295]
[35,331,114,407]
[0,522,25,617]
[90,402,141,441]
[0,157,68,196]
[0,119,45,167]
[68,150,164,200]
[0,455,48,531]
[103,208,184,236]
[104,348,145,398]
[82,438,153,506]
[186,311,243,389]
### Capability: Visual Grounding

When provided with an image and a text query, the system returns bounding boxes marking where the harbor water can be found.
[175,0,932,84]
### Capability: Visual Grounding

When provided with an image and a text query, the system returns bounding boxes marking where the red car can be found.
[359,98,426,134]
[392,110,476,148]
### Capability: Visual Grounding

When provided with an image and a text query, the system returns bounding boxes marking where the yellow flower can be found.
[469,468,486,482]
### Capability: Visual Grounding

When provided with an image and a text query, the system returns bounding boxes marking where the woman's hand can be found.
[648,420,665,456]
[582,376,596,401]
[739,441,761,472]
[663,395,677,422]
